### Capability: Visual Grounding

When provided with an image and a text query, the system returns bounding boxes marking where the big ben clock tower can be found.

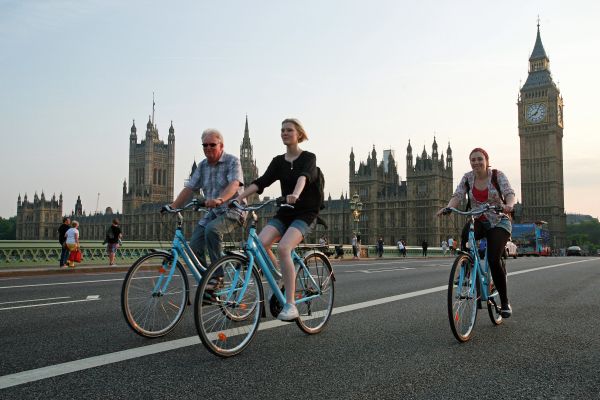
[518,23,566,248]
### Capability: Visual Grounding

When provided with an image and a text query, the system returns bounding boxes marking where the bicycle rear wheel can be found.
[447,254,478,342]
[487,258,504,326]
[195,255,263,357]
[295,253,335,334]
[121,252,189,338]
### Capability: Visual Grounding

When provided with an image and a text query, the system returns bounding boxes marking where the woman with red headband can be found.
[437,148,516,318]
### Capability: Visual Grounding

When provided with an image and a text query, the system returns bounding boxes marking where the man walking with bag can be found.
[57,217,71,268]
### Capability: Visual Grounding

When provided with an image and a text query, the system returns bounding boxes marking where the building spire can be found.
[529,20,548,61]
[152,92,156,126]
[244,114,249,137]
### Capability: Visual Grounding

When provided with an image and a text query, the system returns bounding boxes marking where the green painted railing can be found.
[0,241,171,266]
[0,241,452,266]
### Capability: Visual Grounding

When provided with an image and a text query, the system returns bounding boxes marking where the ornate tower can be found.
[239,115,259,203]
[406,139,453,245]
[123,98,175,214]
[517,23,566,247]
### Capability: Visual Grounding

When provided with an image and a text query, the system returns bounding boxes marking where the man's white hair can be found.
[202,128,224,144]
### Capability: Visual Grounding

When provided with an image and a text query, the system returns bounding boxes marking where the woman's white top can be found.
[65,228,79,244]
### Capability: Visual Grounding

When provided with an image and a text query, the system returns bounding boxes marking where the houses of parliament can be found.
[16,25,567,248]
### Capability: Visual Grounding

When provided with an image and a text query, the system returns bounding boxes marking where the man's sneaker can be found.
[500,304,512,318]
[277,303,299,321]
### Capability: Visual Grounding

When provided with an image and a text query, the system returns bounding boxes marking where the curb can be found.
[0,265,131,278]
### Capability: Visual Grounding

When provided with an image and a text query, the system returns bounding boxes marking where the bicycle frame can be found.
[222,201,324,307]
[153,205,207,296]
[458,215,492,304]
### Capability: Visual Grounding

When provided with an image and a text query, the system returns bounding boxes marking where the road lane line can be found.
[0,296,70,305]
[0,298,100,311]
[344,267,414,273]
[0,258,595,389]
[0,278,123,290]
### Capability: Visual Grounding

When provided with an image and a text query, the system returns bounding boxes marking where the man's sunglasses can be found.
[202,143,219,148]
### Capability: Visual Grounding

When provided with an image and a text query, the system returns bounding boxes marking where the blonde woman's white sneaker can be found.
[277,303,299,321]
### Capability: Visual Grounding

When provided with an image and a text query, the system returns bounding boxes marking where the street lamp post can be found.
[350,192,363,238]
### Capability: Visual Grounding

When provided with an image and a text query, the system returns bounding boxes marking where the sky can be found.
[1,0,599,219]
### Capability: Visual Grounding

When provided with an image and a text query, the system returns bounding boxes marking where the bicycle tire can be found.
[194,255,263,357]
[121,252,189,338]
[447,254,478,342]
[487,258,504,326]
[295,253,335,334]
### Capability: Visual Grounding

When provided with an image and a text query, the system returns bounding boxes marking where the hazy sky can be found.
[1,1,599,219]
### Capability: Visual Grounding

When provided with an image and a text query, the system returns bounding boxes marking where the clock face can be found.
[526,103,547,123]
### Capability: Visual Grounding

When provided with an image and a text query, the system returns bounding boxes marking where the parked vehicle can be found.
[512,221,552,256]
[566,246,582,256]
[504,241,518,259]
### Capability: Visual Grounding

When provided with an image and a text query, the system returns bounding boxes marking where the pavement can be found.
[0,254,446,277]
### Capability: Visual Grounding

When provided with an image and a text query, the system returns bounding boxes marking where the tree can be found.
[0,216,16,240]
[567,219,600,254]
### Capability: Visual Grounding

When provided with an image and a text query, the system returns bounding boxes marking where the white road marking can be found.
[86,295,100,300]
[344,267,414,274]
[0,258,596,389]
[0,297,101,311]
[0,296,70,305]
[0,278,123,290]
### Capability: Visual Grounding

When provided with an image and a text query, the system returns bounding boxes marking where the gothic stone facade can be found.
[295,140,456,247]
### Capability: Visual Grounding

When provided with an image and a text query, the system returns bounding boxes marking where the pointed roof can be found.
[522,23,556,90]
[244,114,249,136]
[529,24,548,61]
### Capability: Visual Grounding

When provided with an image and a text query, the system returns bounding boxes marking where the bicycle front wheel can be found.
[195,255,263,357]
[447,254,478,342]
[121,252,189,338]
[295,253,335,334]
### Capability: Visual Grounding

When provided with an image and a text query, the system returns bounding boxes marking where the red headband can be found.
[469,147,489,162]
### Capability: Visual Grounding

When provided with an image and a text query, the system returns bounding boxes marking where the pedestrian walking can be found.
[422,240,428,257]
[441,240,448,256]
[397,239,404,257]
[448,237,455,255]
[377,236,384,258]
[351,234,359,259]
[65,220,80,268]
[57,217,71,268]
[105,218,122,266]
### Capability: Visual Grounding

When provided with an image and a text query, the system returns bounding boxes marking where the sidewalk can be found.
[0,254,448,278]
[0,263,131,277]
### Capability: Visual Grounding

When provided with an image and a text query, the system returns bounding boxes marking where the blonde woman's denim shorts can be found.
[267,217,312,238]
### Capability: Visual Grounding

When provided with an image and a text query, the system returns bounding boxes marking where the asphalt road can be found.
[0,256,599,399]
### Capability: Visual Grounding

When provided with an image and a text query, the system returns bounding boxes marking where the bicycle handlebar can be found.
[229,197,294,213]
[442,203,504,217]
[161,198,208,214]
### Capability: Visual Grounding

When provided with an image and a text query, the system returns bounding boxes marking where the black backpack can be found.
[316,167,325,210]
[105,227,115,243]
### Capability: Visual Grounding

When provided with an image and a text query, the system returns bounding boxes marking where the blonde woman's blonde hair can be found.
[282,118,308,143]
[71,220,79,228]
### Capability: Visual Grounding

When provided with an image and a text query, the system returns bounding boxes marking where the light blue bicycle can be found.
[194,197,335,357]
[121,199,208,338]
[443,204,506,342]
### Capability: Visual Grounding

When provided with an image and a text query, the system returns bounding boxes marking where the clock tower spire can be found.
[517,22,566,248]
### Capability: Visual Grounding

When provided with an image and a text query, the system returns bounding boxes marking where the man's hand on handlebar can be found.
[161,204,176,214]
[436,207,451,217]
